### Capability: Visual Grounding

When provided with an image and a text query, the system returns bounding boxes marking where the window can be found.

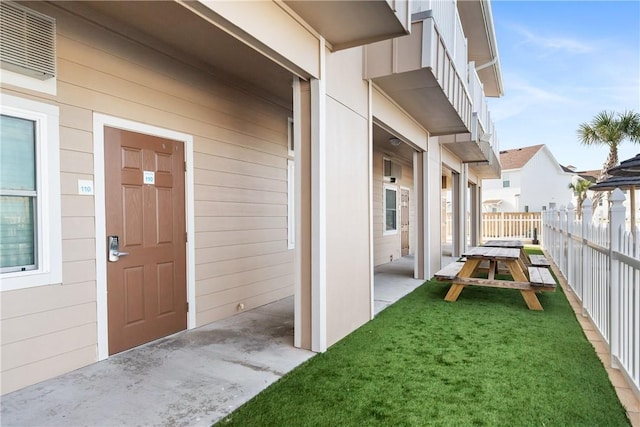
[1,94,61,290]
[384,185,398,234]
[502,173,510,188]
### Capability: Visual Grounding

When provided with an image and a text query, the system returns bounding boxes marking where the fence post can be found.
[567,202,575,287]
[500,211,504,238]
[609,188,626,369]
[581,198,593,316]
[559,205,567,275]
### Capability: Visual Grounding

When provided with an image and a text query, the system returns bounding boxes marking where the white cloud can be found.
[512,25,594,54]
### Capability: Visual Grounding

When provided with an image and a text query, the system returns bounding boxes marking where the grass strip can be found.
[216,258,629,426]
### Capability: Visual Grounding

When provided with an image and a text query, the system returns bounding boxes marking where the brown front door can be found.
[105,127,187,355]
[401,189,409,256]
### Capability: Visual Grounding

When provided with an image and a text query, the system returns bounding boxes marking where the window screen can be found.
[0,114,37,271]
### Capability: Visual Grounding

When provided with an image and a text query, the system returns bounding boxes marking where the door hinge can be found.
[185,232,188,242]
[186,302,189,312]
[184,161,187,172]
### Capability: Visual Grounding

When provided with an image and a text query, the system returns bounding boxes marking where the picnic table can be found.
[482,239,531,266]
[435,246,556,311]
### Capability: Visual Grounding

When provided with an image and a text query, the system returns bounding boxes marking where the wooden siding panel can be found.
[195,216,286,233]
[2,323,97,371]
[197,274,294,312]
[61,172,93,196]
[0,281,95,320]
[196,286,293,326]
[196,262,292,296]
[196,229,286,249]
[194,152,285,179]
[1,345,96,395]
[1,302,95,344]
[196,241,285,264]
[194,169,286,193]
[59,126,92,153]
[62,260,96,285]
[195,185,287,205]
[61,195,94,217]
[60,150,93,175]
[62,238,95,263]
[195,251,293,280]
[61,217,95,240]
[194,201,286,218]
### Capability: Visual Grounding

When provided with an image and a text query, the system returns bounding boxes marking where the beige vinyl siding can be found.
[372,150,415,267]
[1,2,293,393]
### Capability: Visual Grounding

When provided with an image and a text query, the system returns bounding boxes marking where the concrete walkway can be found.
[1,257,423,427]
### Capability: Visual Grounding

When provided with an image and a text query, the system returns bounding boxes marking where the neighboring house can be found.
[0,0,504,393]
[482,144,574,212]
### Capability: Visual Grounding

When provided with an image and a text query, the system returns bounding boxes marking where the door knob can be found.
[108,236,129,262]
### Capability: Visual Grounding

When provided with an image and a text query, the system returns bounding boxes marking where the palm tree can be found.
[568,177,593,219]
[577,110,640,206]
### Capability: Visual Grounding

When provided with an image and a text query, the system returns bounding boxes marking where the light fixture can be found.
[479,133,492,143]
[389,137,401,147]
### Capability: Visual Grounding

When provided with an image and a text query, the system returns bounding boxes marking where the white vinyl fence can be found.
[542,189,639,396]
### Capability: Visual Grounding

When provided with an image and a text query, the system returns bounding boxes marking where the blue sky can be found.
[487,0,640,172]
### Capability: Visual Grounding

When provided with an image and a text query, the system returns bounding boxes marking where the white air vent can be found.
[0,1,56,80]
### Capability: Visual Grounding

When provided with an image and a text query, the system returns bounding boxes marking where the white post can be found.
[559,205,567,275]
[567,202,575,288]
[581,198,593,316]
[609,188,626,369]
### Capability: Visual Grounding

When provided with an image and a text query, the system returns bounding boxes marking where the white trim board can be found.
[92,114,195,361]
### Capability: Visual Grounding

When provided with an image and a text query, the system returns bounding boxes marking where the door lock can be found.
[108,236,129,262]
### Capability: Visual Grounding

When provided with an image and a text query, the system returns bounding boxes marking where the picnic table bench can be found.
[434,246,557,310]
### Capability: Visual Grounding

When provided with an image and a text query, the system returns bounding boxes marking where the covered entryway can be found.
[104,127,187,355]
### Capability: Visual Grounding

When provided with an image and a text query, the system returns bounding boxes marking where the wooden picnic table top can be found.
[483,240,524,249]
[462,246,521,260]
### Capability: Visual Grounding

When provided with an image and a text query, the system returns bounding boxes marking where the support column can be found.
[414,151,427,279]
[310,38,327,353]
[294,78,312,350]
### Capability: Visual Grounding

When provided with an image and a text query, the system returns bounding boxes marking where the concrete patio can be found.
[1,256,423,427]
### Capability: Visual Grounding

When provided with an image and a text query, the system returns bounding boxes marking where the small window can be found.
[384,185,398,234]
[502,174,511,188]
[1,94,61,291]
[524,205,529,213]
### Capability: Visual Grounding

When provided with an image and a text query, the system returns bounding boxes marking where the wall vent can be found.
[0,1,56,80]
[383,158,402,181]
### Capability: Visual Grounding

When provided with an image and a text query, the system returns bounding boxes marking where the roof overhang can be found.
[457,0,503,97]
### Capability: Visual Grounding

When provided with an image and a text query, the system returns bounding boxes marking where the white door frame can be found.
[93,113,195,360]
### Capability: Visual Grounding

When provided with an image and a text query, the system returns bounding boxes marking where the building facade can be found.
[0,0,503,394]
[482,144,574,212]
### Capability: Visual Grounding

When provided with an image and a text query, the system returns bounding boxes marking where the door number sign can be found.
[143,171,155,185]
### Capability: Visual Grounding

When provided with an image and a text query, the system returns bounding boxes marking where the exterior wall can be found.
[372,151,415,266]
[483,169,522,212]
[519,150,573,211]
[483,148,574,212]
[324,47,371,347]
[1,3,293,394]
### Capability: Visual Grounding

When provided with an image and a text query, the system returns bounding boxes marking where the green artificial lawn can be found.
[216,253,629,426]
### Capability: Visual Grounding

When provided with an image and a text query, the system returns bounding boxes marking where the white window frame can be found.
[502,173,511,188]
[383,183,399,235]
[1,94,61,291]
[287,159,295,249]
